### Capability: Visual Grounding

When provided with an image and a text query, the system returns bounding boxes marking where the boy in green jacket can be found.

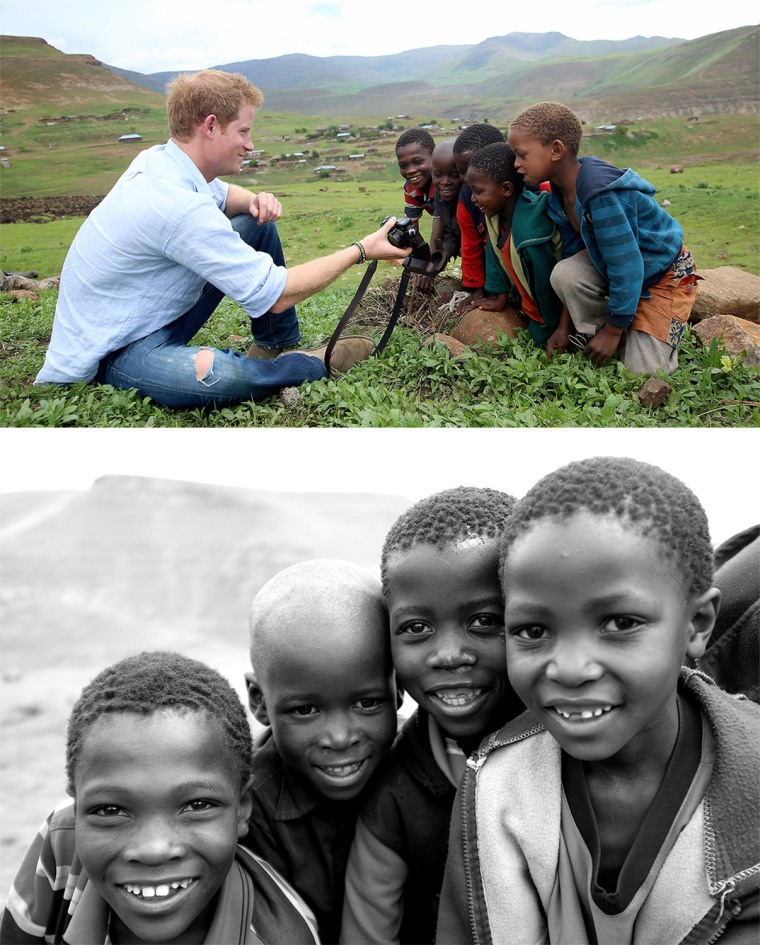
[464,142,565,349]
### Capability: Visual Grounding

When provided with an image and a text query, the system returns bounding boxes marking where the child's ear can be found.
[501,181,514,199]
[685,587,721,661]
[395,678,406,711]
[244,671,270,726]
[550,139,567,161]
[237,781,253,838]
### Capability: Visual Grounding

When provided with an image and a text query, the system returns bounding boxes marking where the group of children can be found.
[393,102,701,376]
[2,458,758,945]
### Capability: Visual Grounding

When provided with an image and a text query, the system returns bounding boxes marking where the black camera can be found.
[381,215,445,278]
[382,216,426,252]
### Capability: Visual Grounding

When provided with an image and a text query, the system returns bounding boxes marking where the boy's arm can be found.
[339,816,409,945]
[584,191,645,328]
[0,802,78,944]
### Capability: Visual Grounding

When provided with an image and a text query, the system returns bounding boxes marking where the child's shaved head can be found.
[248,559,387,680]
[246,559,397,801]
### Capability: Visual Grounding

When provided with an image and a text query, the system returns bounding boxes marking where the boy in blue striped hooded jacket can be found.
[508,102,699,375]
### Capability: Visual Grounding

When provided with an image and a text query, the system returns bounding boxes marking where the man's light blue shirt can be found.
[36,140,288,384]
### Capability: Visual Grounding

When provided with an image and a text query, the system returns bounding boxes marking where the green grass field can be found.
[1,114,758,428]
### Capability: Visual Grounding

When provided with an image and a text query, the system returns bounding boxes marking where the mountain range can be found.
[3,25,758,122]
[110,26,760,121]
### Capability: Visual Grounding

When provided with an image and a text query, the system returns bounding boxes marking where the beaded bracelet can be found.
[351,241,366,265]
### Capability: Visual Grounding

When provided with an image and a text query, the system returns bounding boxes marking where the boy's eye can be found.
[182,799,216,813]
[89,804,127,818]
[354,697,383,711]
[602,615,642,633]
[469,613,504,635]
[511,625,548,642]
[290,704,319,717]
[397,620,432,637]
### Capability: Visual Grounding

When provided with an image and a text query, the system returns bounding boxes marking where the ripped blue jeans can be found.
[96,215,327,409]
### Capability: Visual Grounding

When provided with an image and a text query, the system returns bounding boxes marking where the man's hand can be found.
[584,322,623,366]
[250,191,282,224]
[359,218,413,262]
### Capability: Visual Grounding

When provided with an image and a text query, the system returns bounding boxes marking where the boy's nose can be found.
[319,715,361,751]
[123,822,186,863]
[545,637,604,686]
[427,639,476,671]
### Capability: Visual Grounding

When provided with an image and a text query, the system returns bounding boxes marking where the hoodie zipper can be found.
[461,724,545,944]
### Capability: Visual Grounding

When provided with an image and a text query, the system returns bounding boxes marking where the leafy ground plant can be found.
[1,287,758,428]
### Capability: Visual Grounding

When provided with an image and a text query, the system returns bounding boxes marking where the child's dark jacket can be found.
[436,670,760,945]
[340,708,456,944]
[701,525,759,704]
[244,727,360,944]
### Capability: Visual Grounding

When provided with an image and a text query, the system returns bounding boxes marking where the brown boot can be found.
[246,343,284,359]
[289,336,375,376]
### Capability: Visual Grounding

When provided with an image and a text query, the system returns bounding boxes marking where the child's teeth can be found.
[557,705,613,720]
[437,689,482,706]
[125,881,192,898]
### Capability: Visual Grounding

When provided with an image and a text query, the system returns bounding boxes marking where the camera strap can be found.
[324,260,412,376]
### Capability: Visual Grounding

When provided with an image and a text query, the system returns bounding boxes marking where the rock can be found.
[451,305,525,346]
[691,314,760,366]
[636,378,672,407]
[691,267,760,324]
[279,386,301,407]
[670,165,684,173]
[423,333,470,357]
[661,199,672,207]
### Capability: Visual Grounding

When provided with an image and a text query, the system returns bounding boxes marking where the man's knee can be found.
[193,347,219,385]
[231,214,279,251]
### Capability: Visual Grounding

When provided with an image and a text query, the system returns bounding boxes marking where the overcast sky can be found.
[1,428,756,547]
[2,0,756,75]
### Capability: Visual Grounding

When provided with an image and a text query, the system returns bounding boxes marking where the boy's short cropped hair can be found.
[381,486,517,593]
[467,142,523,192]
[453,123,505,154]
[65,650,253,794]
[395,128,435,153]
[508,101,583,159]
[499,456,714,600]
[167,69,263,141]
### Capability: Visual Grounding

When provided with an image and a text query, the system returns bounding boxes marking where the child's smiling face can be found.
[465,166,511,218]
[431,149,461,203]
[396,142,433,189]
[386,540,523,745]
[503,512,715,768]
[253,612,398,802]
[74,709,251,945]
